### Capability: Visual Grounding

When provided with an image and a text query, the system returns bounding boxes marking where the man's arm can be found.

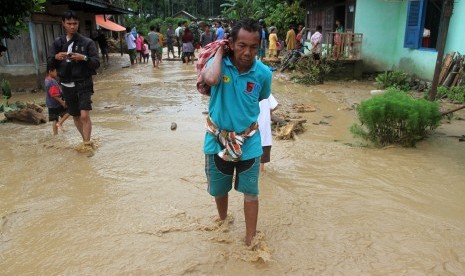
[202,47,224,86]
[85,39,100,70]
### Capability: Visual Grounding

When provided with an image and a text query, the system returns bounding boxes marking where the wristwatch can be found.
[83,55,88,61]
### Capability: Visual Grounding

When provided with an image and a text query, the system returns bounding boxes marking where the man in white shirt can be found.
[175,22,183,57]
[125,27,136,65]
[310,25,323,64]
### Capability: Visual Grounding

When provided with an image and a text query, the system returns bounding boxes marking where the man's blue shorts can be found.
[205,154,260,197]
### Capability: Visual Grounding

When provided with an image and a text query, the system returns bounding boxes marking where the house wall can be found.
[355,0,465,80]
[354,0,403,73]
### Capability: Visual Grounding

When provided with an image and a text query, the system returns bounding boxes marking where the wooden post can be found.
[429,0,454,101]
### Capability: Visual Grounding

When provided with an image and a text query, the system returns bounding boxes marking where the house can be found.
[303,0,362,77]
[305,0,465,80]
[0,0,132,89]
[172,10,198,21]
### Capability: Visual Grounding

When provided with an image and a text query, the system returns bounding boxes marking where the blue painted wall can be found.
[355,0,465,80]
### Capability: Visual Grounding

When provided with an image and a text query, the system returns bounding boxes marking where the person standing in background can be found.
[215,22,224,40]
[95,30,109,66]
[157,27,164,64]
[334,19,344,58]
[136,31,144,63]
[175,22,183,57]
[311,25,323,65]
[200,24,215,48]
[166,24,176,59]
[286,25,296,51]
[268,27,278,58]
[125,27,137,65]
[147,25,160,68]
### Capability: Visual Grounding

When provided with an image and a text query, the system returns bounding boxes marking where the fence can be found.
[322,32,362,60]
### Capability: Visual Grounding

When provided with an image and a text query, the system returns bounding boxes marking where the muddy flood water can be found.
[1,54,465,275]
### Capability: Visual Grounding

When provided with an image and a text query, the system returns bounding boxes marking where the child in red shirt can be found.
[45,64,69,135]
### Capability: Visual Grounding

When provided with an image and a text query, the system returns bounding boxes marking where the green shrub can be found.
[350,88,442,147]
[291,56,339,85]
[436,85,465,103]
[375,70,410,91]
[1,79,12,112]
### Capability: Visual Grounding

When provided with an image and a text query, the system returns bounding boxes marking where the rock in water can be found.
[171,122,177,130]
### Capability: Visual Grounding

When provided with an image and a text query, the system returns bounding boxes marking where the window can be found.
[404,0,443,49]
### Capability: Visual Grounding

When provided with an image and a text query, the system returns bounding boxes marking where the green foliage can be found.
[1,79,13,112]
[220,0,255,19]
[375,70,410,91]
[289,56,340,85]
[0,0,45,40]
[266,1,304,38]
[1,79,12,99]
[350,88,442,147]
[436,86,465,104]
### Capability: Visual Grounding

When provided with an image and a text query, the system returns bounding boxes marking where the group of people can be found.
[45,10,285,247]
[121,20,235,66]
[256,21,307,60]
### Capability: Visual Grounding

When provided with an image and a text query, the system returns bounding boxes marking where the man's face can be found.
[231,28,260,71]
[63,18,79,35]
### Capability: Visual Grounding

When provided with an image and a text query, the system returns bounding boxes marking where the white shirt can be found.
[310,31,323,54]
[125,33,136,49]
[175,26,182,37]
[258,94,279,147]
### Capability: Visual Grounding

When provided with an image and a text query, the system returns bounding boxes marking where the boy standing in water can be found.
[45,63,69,135]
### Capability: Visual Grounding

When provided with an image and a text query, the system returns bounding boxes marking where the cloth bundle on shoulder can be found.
[196,39,230,96]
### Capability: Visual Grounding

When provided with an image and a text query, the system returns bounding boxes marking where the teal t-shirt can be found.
[203,56,272,160]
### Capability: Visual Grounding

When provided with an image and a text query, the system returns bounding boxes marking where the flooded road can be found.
[1,55,465,275]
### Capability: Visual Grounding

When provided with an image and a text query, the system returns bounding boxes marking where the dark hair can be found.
[126,27,131,33]
[230,18,260,42]
[62,10,78,21]
[178,22,182,27]
[144,39,148,44]
[150,25,155,31]
[155,27,160,32]
[316,25,322,32]
[46,62,56,73]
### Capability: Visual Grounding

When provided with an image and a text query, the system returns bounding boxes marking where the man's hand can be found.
[55,52,69,60]
[68,53,87,61]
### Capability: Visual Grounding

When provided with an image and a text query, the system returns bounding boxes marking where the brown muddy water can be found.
[1,54,465,275]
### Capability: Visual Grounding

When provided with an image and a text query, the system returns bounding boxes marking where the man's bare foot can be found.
[56,122,65,133]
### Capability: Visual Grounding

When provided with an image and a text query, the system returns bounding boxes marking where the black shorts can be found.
[101,47,108,55]
[48,106,67,121]
[62,79,93,117]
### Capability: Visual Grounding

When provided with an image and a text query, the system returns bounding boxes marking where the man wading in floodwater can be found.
[49,10,100,149]
[202,18,272,246]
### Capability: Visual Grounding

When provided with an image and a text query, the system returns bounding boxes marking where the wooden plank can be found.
[439,51,455,84]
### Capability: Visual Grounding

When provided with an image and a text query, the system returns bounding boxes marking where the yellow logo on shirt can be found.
[223,75,231,83]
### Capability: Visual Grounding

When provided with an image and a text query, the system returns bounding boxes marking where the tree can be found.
[0,0,45,40]
[220,0,254,19]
